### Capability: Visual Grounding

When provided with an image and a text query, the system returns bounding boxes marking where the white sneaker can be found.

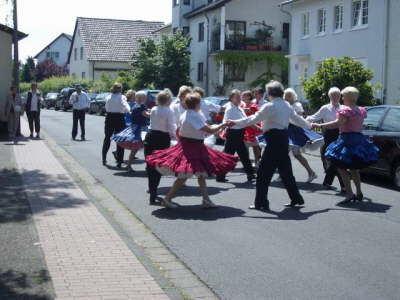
[307,173,318,183]
[202,199,218,208]
[162,199,178,208]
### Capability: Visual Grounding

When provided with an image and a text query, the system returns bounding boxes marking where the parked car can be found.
[55,87,76,111]
[139,89,162,108]
[89,93,110,116]
[205,96,230,124]
[87,93,98,114]
[43,92,59,109]
[361,105,400,189]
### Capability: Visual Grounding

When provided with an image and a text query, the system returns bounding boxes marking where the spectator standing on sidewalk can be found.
[102,83,131,168]
[4,86,23,142]
[25,82,42,139]
[69,85,90,141]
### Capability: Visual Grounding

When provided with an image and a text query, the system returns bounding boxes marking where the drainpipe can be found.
[382,0,390,104]
[219,5,226,91]
[205,12,210,96]
[279,3,293,87]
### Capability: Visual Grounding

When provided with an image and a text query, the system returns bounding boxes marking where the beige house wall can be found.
[0,30,12,121]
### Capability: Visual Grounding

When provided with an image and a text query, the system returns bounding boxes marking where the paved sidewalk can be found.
[13,119,169,300]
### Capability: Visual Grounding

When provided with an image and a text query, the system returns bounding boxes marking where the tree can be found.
[133,38,159,90]
[35,59,68,82]
[20,56,35,82]
[303,56,376,109]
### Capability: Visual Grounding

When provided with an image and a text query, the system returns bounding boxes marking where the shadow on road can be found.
[269,180,327,192]
[243,207,331,221]
[152,205,246,221]
[157,185,230,197]
[113,170,148,178]
[361,173,399,192]
[334,198,391,213]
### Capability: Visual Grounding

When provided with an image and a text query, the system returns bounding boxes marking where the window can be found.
[302,12,310,37]
[352,0,368,28]
[225,21,246,49]
[334,5,344,31]
[80,47,84,60]
[317,8,327,34]
[183,26,190,35]
[198,22,205,42]
[173,27,178,34]
[74,48,77,61]
[381,108,400,132]
[46,51,59,60]
[224,63,245,82]
[82,72,86,79]
[363,107,386,130]
[173,0,179,7]
[183,0,190,4]
[197,62,204,82]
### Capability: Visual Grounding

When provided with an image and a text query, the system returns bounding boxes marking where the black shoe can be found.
[355,193,364,202]
[337,195,356,205]
[29,134,33,138]
[112,151,118,162]
[72,136,76,141]
[249,204,270,211]
[102,160,107,166]
[116,163,123,169]
[216,177,228,183]
[81,137,86,141]
[36,134,40,139]
[149,194,159,205]
[284,198,304,207]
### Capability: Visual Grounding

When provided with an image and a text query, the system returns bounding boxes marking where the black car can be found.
[43,93,59,109]
[362,105,400,189]
[55,87,76,111]
[89,93,110,116]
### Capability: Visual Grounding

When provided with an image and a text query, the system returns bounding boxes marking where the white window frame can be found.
[317,8,327,35]
[334,4,344,32]
[352,0,369,29]
[301,12,310,38]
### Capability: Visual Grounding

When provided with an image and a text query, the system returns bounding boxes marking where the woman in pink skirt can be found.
[146,93,238,208]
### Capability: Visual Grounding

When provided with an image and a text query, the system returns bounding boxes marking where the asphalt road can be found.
[39,109,400,300]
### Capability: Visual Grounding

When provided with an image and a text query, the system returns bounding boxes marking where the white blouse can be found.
[179,110,207,140]
[306,103,344,123]
[149,106,177,139]
[105,93,130,113]
[170,102,186,126]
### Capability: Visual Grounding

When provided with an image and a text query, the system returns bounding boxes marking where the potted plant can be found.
[255,25,275,50]
[245,37,258,51]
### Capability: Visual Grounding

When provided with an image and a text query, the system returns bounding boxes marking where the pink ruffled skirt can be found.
[146,138,238,178]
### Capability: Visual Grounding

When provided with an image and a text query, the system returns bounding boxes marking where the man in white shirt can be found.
[69,85,90,141]
[230,81,312,211]
[25,83,42,139]
[217,89,255,183]
[306,87,345,191]
[252,88,267,109]
[193,87,222,123]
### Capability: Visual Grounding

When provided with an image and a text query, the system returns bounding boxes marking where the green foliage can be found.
[303,57,375,109]
[91,73,113,93]
[133,32,191,95]
[20,76,92,95]
[20,57,35,82]
[115,71,138,92]
[20,82,31,93]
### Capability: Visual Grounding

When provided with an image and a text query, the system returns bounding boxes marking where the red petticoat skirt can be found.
[146,138,238,178]
[117,141,144,151]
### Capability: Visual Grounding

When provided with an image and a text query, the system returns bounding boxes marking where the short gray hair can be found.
[135,91,147,102]
[283,88,298,101]
[328,87,341,98]
[265,80,284,98]
[341,86,360,102]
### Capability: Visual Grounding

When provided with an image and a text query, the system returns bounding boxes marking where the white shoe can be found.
[275,176,282,182]
[202,199,218,208]
[162,199,178,208]
[307,173,318,183]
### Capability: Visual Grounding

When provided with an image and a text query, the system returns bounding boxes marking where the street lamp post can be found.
[12,0,19,91]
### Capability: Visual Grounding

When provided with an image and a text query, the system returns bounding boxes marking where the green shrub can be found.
[303,56,376,109]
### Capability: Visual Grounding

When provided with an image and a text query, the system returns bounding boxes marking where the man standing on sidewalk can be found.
[69,85,90,141]
[25,83,42,139]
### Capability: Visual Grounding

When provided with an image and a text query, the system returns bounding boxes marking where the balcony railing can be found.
[211,36,287,52]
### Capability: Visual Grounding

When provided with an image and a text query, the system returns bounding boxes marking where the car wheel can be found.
[392,161,400,190]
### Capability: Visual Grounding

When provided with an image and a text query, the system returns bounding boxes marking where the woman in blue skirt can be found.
[315,87,379,204]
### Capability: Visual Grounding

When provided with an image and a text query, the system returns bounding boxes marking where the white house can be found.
[0,23,27,124]
[34,33,72,67]
[68,17,164,81]
[172,0,290,96]
[281,0,400,104]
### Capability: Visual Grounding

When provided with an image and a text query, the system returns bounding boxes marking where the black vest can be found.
[26,92,41,113]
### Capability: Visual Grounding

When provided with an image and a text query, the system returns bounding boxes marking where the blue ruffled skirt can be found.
[112,124,147,150]
[325,132,379,169]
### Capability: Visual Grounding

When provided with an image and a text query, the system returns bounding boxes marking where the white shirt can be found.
[69,92,90,110]
[234,97,312,132]
[252,98,267,109]
[200,99,221,121]
[179,110,207,140]
[223,103,247,130]
[292,102,304,115]
[170,102,186,126]
[105,93,130,113]
[306,103,344,123]
[149,106,176,139]
[30,93,39,111]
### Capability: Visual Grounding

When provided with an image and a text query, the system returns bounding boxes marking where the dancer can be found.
[193,87,222,124]
[102,83,131,168]
[171,86,192,127]
[283,88,319,183]
[112,91,149,172]
[229,81,312,211]
[69,85,90,141]
[307,87,345,192]
[146,93,237,209]
[124,90,136,125]
[252,88,267,108]
[241,90,262,167]
[315,87,379,204]
[144,90,176,204]
[216,90,255,183]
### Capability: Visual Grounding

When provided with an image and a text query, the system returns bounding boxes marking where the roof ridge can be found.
[77,16,164,24]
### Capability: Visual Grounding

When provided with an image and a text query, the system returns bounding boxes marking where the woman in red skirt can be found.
[146,93,238,208]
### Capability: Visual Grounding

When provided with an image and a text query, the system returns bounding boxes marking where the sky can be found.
[5,0,172,61]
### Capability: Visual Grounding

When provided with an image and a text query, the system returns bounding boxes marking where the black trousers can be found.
[72,109,86,139]
[26,111,40,134]
[321,129,344,188]
[144,130,171,196]
[102,113,126,164]
[255,129,304,207]
[218,128,254,179]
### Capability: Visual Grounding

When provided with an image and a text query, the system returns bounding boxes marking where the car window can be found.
[381,108,400,132]
[364,107,387,130]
